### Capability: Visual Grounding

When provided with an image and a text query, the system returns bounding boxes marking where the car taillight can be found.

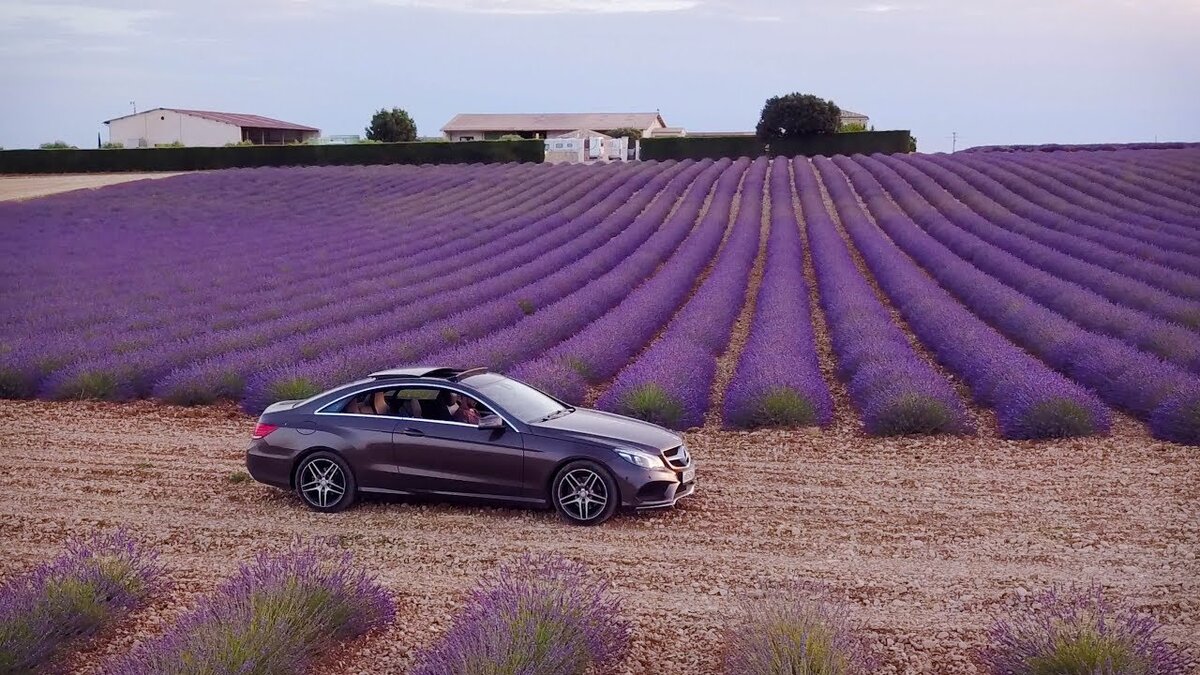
[252,422,279,439]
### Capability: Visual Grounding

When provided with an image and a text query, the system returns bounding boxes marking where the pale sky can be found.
[1,0,1197,152]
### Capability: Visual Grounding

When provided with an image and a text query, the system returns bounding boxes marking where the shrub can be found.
[724,588,875,675]
[1150,386,1200,445]
[0,530,166,673]
[269,376,322,402]
[839,122,868,133]
[508,358,587,405]
[618,383,685,428]
[101,142,124,149]
[742,388,820,428]
[153,141,185,148]
[756,93,842,141]
[39,141,76,150]
[977,585,1187,675]
[411,553,630,675]
[109,545,393,675]
[365,107,417,143]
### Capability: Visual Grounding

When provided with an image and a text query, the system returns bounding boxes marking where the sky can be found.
[1,0,1198,153]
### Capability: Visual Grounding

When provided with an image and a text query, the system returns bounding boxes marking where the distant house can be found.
[104,108,320,148]
[839,109,870,128]
[441,112,667,142]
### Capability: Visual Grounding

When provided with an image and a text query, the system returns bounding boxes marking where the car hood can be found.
[531,408,681,452]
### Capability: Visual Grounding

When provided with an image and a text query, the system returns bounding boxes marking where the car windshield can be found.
[472,375,568,423]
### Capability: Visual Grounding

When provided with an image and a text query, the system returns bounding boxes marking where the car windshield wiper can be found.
[533,407,573,423]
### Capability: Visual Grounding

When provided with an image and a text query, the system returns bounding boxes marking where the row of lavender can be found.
[2,533,1188,674]
[1,149,1197,442]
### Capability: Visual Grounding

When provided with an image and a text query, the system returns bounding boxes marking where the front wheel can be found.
[295,451,357,513]
[551,461,618,525]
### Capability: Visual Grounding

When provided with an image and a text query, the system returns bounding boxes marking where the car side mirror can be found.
[478,415,504,430]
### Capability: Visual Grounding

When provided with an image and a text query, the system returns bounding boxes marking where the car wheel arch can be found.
[291,446,352,489]
[545,456,621,505]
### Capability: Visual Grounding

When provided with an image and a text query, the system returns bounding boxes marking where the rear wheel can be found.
[295,451,356,513]
[551,461,618,525]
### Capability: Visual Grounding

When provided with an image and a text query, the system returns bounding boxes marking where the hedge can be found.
[641,131,911,161]
[0,140,544,174]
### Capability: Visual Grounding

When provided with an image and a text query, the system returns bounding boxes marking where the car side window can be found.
[392,387,495,424]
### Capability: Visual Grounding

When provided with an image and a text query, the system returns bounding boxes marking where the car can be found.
[245,366,696,525]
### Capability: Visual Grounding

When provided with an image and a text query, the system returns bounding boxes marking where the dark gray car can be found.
[246,367,696,525]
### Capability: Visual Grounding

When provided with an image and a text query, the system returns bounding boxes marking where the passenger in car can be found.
[397,398,422,418]
[345,393,372,414]
[372,390,392,416]
[421,390,456,421]
[454,395,481,425]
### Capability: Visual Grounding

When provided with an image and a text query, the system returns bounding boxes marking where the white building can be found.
[104,108,320,148]
[441,112,667,143]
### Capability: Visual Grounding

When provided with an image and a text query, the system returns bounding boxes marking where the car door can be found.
[390,387,525,500]
[314,406,400,491]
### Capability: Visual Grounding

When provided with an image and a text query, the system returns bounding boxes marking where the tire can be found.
[551,461,618,525]
[295,451,357,513]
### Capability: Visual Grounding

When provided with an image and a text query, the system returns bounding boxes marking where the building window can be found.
[460,136,474,142]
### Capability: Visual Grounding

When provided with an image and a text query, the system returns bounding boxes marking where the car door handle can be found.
[401,428,425,437]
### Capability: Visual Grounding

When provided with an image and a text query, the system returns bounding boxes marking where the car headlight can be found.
[614,449,665,469]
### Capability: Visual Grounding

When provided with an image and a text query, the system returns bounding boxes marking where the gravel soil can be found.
[0,173,184,202]
[0,399,1196,674]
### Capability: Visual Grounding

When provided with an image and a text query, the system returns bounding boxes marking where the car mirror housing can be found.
[478,415,504,430]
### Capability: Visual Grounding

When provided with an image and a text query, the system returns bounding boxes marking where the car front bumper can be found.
[615,462,697,510]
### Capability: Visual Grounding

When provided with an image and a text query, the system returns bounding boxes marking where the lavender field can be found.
[1,147,1198,444]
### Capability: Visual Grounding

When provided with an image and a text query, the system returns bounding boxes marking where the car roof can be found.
[367,366,489,382]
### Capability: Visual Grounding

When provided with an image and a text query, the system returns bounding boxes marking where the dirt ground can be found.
[0,400,1196,674]
[0,173,184,202]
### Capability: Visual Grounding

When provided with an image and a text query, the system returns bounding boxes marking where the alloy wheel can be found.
[557,468,609,522]
[299,458,346,509]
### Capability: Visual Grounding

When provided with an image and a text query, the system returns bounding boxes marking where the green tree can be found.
[365,107,417,143]
[39,140,76,149]
[908,135,918,152]
[606,127,644,140]
[839,122,867,133]
[755,93,841,141]
[497,134,525,141]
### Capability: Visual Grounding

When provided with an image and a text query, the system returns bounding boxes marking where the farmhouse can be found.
[441,112,668,142]
[840,109,870,128]
[104,108,320,148]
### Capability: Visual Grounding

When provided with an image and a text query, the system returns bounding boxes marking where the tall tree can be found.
[365,108,417,143]
[755,94,841,141]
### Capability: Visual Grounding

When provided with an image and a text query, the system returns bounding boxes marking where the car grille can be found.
[662,444,690,469]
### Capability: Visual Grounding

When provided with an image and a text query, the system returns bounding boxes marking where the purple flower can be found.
[977,585,1188,675]
[107,544,394,675]
[0,529,166,673]
[410,553,630,675]
[723,586,876,675]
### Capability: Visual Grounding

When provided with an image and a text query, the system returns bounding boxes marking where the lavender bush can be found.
[793,158,968,435]
[949,154,1200,286]
[510,157,751,402]
[888,154,1200,330]
[108,544,394,675]
[724,589,875,675]
[723,158,832,429]
[0,530,166,673]
[598,158,769,429]
[977,585,1188,675]
[410,553,630,675]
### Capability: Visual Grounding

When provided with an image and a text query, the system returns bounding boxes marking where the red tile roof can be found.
[104,108,318,132]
